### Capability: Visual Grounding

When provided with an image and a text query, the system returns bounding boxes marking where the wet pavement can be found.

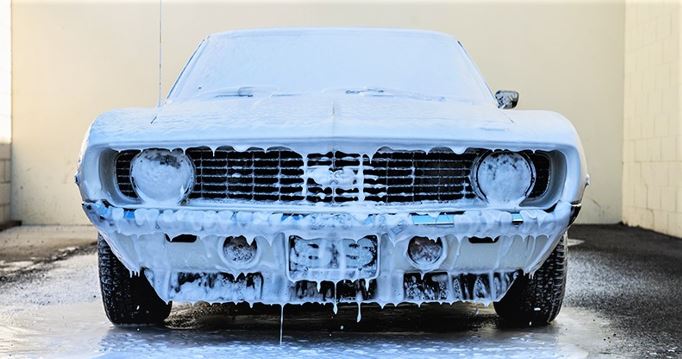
[0,225,95,281]
[0,224,680,358]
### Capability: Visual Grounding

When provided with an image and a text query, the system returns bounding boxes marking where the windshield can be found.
[168,29,495,105]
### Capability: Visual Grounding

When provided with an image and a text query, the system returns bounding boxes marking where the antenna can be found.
[157,0,163,107]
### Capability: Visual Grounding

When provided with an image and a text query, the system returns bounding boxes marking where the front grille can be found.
[186,147,305,201]
[114,147,552,205]
[364,148,479,203]
[185,147,481,204]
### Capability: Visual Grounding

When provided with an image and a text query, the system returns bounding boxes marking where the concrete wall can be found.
[11,1,624,225]
[622,0,682,237]
[0,0,10,224]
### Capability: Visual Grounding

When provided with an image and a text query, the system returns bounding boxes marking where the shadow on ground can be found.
[167,302,497,332]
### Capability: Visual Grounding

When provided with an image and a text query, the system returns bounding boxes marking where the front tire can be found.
[494,234,567,326]
[98,234,171,325]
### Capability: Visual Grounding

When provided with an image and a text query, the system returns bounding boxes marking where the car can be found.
[76,28,588,326]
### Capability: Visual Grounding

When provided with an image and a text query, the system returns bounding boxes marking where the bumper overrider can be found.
[84,199,577,306]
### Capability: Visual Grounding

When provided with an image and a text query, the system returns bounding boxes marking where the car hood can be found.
[86,95,581,150]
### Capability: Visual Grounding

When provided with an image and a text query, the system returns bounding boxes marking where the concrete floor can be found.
[0,225,95,280]
[566,225,682,357]
[0,224,680,357]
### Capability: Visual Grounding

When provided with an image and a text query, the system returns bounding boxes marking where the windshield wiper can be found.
[196,86,284,99]
[342,87,446,101]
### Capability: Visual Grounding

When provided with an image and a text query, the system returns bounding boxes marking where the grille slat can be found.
[528,152,551,198]
[114,150,139,198]
[114,147,552,205]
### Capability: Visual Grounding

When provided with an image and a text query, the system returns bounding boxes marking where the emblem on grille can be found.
[307,165,357,190]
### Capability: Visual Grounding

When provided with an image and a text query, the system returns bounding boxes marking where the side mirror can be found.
[495,90,519,109]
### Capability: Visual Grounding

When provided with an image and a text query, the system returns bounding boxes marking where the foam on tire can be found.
[98,234,172,325]
[493,233,567,326]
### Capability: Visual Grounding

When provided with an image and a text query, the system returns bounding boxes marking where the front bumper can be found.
[84,200,574,305]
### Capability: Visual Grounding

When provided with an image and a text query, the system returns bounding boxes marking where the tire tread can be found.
[98,234,171,325]
[493,234,567,326]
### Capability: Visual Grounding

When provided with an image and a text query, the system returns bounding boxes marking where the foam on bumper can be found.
[84,200,572,305]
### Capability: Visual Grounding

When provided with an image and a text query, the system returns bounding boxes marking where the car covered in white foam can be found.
[76,28,588,326]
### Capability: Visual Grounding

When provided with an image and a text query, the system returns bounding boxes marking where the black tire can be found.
[98,234,171,325]
[494,234,567,326]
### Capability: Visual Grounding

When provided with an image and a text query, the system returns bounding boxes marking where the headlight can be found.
[474,151,535,206]
[130,149,194,204]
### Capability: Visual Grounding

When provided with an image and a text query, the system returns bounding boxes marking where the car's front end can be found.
[78,28,588,325]
[78,117,585,307]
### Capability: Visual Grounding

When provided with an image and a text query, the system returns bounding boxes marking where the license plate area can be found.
[287,235,379,281]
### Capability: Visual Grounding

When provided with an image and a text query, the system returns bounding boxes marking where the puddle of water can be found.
[0,254,617,358]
